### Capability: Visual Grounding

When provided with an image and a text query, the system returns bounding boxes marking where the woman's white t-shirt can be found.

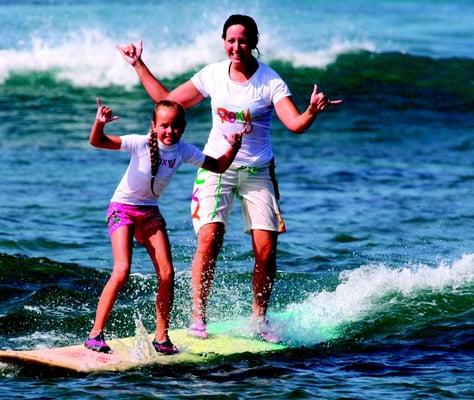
[191,60,291,168]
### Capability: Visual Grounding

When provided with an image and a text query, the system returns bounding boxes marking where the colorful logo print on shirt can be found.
[216,107,253,134]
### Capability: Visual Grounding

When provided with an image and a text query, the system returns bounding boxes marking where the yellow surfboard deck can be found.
[0,328,286,374]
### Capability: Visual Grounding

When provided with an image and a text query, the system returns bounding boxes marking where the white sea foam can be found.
[23,303,89,317]
[0,28,375,87]
[276,253,474,346]
[262,37,376,68]
[23,305,42,314]
[0,28,135,88]
[7,331,77,350]
[0,361,19,377]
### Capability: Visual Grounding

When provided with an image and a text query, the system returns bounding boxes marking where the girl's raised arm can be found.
[89,98,122,150]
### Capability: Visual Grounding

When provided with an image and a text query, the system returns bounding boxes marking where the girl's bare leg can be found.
[89,225,134,337]
[142,227,175,342]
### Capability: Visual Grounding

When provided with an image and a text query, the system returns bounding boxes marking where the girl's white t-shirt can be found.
[191,60,291,168]
[111,134,205,206]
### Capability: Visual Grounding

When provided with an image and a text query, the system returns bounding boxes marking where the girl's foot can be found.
[152,338,178,355]
[84,332,111,353]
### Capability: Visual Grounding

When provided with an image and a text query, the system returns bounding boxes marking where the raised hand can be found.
[116,41,143,66]
[310,84,343,112]
[95,98,120,124]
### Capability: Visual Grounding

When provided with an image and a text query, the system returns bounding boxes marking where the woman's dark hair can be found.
[222,14,259,50]
[149,100,186,195]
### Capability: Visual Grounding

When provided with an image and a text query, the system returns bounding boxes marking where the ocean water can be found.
[1,0,473,398]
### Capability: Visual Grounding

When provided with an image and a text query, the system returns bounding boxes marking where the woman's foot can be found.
[252,316,280,344]
[187,319,208,339]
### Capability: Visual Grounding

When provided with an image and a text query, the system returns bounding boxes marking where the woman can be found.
[118,14,341,342]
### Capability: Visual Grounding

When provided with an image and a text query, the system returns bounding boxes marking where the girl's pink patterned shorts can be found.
[106,202,166,239]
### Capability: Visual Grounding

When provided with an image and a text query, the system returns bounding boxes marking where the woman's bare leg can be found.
[250,229,278,319]
[190,222,225,324]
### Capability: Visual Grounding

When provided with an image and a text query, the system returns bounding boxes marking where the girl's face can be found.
[224,24,254,66]
[152,107,185,146]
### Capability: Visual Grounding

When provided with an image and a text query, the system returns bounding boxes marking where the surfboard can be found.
[0,326,287,374]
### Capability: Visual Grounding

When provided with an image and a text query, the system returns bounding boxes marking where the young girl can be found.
[85,98,242,354]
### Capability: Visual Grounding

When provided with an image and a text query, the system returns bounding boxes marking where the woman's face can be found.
[223,24,253,65]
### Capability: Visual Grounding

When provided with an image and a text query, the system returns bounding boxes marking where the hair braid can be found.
[149,129,159,196]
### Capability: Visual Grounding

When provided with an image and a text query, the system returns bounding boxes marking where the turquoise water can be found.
[1,0,473,398]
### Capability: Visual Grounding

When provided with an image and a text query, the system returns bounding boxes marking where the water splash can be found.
[129,317,155,362]
[0,361,19,377]
[272,254,474,347]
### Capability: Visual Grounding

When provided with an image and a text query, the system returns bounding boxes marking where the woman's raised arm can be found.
[118,41,204,109]
[275,84,342,134]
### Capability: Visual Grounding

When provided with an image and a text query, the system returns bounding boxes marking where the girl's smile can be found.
[152,107,185,146]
